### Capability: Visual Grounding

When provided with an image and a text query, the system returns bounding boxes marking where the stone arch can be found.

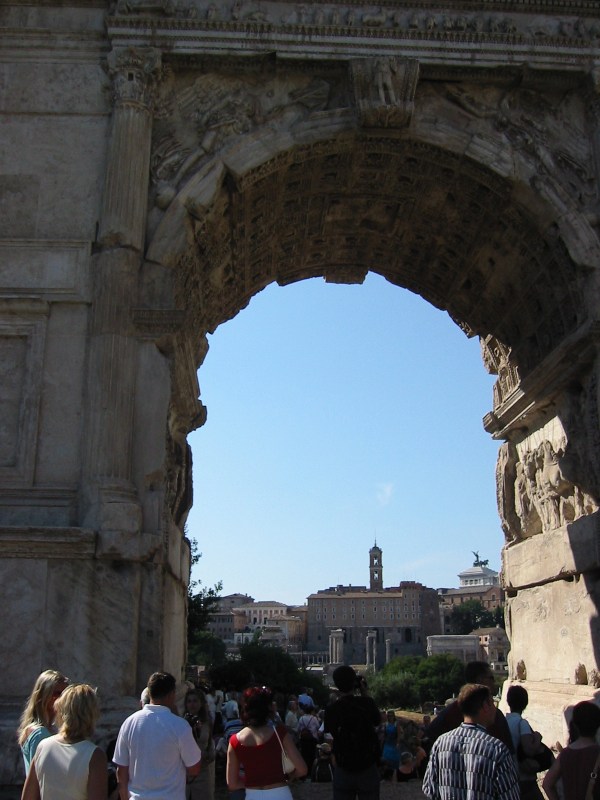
[8,4,600,775]
[143,105,600,707]
[146,113,595,378]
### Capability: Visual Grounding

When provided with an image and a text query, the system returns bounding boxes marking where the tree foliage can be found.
[187,538,223,666]
[208,642,329,702]
[188,630,227,667]
[449,600,505,634]
[369,671,420,710]
[370,654,465,709]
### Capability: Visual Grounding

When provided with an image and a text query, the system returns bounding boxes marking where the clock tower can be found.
[370,542,383,591]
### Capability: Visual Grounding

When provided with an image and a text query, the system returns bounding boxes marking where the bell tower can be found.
[369,541,383,591]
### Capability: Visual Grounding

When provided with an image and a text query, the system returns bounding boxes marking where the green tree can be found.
[209,658,254,691]
[186,538,223,666]
[373,654,465,708]
[188,630,227,667]
[235,642,303,693]
[380,655,422,677]
[369,671,420,710]
[208,642,301,695]
[416,654,464,703]
[449,600,505,634]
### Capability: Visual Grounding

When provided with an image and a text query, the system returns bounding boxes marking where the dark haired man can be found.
[426,661,513,753]
[506,685,547,800]
[114,671,201,799]
[423,683,519,800]
[324,665,381,800]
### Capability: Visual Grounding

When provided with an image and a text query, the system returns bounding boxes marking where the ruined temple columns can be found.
[365,629,377,668]
[329,628,344,664]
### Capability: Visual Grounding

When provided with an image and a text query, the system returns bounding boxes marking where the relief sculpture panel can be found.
[150,67,331,211]
[497,431,598,544]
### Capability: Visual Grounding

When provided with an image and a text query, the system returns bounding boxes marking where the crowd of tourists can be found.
[16,661,600,800]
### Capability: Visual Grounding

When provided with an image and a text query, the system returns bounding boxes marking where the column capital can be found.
[106,47,162,111]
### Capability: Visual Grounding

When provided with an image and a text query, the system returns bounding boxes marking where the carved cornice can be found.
[106,3,600,72]
[132,307,186,338]
[0,527,97,559]
[483,321,600,439]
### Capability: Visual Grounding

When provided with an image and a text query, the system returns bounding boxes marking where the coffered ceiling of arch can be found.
[171,136,584,380]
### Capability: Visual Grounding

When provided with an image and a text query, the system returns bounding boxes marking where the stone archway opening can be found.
[147,124,600,742]
[186,274,501,606]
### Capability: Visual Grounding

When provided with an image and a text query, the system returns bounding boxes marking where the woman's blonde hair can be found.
[17,669,69,745]
[54,684,100,742]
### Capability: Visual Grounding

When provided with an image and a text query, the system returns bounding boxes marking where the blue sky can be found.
[187,272,504,606]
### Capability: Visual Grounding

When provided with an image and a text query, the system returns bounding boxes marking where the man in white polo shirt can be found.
[114,671,201,799]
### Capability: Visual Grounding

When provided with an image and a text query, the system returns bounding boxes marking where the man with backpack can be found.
[297,706,320,777]
[324,665,381,800]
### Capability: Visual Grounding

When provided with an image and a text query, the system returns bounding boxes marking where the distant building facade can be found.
[206,593,254,641]
[427,626,509,674]
[427,634,480,663]
[473,626,510,674]
[438,555,505,633]
[306,543,441,667]
[207,594,307,655]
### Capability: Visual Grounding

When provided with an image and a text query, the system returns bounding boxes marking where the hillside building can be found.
[306,543,441,668]
[438,554,505,633]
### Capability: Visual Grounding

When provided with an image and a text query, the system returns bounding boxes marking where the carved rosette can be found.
[106,47,162,113]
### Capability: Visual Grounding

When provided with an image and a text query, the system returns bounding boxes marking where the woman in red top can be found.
[227,686,307,800]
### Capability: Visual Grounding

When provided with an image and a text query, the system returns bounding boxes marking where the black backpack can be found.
[332,698,379,773]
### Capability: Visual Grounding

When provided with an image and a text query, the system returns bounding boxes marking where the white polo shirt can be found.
[114,704,201,799]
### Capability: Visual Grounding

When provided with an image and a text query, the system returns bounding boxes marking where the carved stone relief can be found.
[480,335,520,410]
[151,67,331,208]
[109,1,600,46]
[423,81,594,213]
[350,57,419,128]
[497,426,598,544]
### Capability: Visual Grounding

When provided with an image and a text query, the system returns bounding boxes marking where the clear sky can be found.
[187,272,505,606]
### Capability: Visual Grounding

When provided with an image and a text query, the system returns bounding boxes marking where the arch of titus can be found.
[3,0,600,778]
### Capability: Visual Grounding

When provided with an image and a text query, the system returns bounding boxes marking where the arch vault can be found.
[3,0,600,778]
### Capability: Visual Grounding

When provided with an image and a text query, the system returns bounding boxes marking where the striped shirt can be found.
[423,722,520,800]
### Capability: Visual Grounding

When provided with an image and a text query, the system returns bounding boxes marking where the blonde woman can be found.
[21,683,107,800]
[18,670,69,775]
